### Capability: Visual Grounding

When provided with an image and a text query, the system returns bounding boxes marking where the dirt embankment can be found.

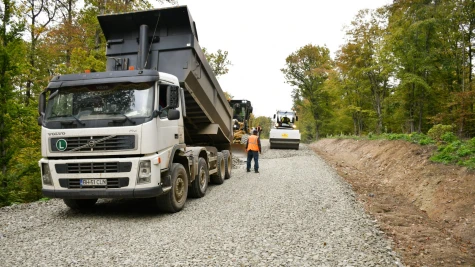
[312,139,475,267]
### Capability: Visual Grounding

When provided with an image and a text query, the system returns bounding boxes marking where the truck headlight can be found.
[292,125,297,129]
[137,160,151,184]
[41,163,53,185]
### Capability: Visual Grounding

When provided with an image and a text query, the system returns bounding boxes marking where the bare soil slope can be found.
[312,139,475,267]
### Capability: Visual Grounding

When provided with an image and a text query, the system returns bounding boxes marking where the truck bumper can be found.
[42,185,166,199]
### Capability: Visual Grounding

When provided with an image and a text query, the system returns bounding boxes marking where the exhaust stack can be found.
[137,24,149,70]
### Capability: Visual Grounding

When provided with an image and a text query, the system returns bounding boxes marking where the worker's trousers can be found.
[247,151,259,171]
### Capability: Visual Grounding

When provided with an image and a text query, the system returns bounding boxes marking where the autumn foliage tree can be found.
[281,44,334,140]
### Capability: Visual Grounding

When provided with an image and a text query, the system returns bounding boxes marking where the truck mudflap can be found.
[42,185,169,199]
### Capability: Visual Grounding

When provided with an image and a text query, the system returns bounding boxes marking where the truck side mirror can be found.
[167,109,180,120]
[295,116,298,121]
[273,114,276,119]
[38,92,46,125]
[167,85,179,109]
[38,92,46,115]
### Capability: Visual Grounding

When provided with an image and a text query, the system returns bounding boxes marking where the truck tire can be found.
[222,150,232,179]
[156,163,188,213]
[210,152,225,184]
[189,157,209,198]
[63,198,97,210]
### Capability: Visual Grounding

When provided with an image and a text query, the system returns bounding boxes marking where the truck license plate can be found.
[80,179,107,186]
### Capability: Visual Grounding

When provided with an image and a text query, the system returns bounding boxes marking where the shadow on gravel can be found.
[57,184,221,219]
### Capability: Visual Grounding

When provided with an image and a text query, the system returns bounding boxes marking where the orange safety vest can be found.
[247,135,259,152]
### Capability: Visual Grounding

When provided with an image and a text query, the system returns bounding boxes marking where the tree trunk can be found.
[353,113,358,136]
[410,83,415,133]
[315,121,319,141]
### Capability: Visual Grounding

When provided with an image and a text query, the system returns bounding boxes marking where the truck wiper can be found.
[52,115,85,125]
[106,112,136,125]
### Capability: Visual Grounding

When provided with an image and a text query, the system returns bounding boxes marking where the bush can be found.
[441,132,458,143]
[427,124,454,142]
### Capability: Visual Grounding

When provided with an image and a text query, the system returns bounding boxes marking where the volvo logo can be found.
[88,140,96,148]
[49,132,66,136]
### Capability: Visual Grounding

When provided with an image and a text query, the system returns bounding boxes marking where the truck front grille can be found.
[55,162,132,174]
[59,178,129,189]
[50,135,135,152]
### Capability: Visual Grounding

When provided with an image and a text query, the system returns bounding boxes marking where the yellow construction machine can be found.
[229,99,253,158]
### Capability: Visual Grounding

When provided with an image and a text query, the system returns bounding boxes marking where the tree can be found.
[224,91,233,100]
[387,0,444,133]
[339,8,393,134]
[202,47,233,99]
[20,0,60,106]
[281,44,334,140]
[0,0,27,204]
[202,47,232,78]
[252,116,272,139]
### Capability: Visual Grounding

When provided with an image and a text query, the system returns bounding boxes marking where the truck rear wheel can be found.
[189,157,209,198]
[222,150,232,179]
[156,163,188,213]
[210,152,225,184]
[63,198,97,210]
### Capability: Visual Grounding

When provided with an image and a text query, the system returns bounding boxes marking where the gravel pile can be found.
[0,140,403,266]
[232,155,245,168]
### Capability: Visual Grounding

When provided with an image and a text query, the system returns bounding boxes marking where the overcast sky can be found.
[159,0,392,117]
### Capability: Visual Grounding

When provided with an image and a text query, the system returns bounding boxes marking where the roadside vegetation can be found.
[328,124,475,170]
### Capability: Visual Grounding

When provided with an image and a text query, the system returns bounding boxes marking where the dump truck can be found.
[229,99,253,157]
[269,110,300,150]
[37,6,233,213]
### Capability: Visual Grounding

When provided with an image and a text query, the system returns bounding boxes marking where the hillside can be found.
[312,139,475,267]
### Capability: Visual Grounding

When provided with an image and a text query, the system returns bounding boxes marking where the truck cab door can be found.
[156,84,184,149]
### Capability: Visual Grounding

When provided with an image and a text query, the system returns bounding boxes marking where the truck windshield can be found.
[45,82,154,122]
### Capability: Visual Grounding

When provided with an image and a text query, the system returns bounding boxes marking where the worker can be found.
[281,116,290,124]
[246,129,262,173]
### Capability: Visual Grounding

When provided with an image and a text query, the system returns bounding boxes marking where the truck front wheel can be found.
[63,198,97,210]
[189,157,209,198]
[156,163,188,213]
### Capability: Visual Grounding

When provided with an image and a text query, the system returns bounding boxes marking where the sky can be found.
[158,0,392,117]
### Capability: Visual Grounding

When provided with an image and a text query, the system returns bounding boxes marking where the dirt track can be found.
[312,139,475,267]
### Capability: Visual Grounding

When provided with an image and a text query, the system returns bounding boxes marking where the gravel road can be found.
[0,141,403,266]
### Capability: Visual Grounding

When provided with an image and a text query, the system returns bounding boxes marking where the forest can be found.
[0,0,473,206]
[283,0,475,142]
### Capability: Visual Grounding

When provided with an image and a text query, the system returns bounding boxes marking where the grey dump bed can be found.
[98,6,232,148]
